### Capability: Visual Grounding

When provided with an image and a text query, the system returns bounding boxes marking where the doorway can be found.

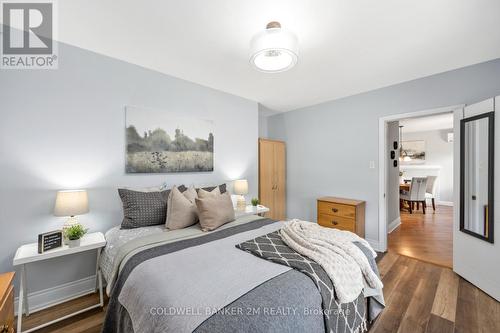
[378,105,464,268]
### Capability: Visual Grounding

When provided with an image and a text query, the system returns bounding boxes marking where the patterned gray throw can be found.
[236,231,369,333]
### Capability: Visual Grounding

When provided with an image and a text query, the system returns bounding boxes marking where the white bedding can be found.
[100,225,165,286]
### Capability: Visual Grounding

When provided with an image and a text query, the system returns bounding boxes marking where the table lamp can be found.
[54,190,89,244]
[233,179,248,211]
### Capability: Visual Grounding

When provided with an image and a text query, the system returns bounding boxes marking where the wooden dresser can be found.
[317,197,365,237]
[0,272,14,333]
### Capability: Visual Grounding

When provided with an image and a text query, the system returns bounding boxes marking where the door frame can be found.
[378,104,465,252]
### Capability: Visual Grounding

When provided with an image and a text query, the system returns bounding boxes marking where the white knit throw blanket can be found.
[280,219,384,304]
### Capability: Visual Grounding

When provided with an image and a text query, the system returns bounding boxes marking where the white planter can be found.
[67,239,81,248]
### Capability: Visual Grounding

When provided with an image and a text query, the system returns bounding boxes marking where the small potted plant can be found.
[251,198,259,207]
[64,224,88,247]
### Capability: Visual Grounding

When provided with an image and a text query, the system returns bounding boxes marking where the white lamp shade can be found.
[54,190,89,217]
[233,180,249,195]
[250,27,298,73]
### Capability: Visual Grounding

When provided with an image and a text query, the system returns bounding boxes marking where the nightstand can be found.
[235,205,270,218]
[12,232,106,333]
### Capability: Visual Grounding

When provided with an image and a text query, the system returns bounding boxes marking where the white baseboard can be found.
[437,201,454,206]
[14,275,98,315]
[388,217,401,234]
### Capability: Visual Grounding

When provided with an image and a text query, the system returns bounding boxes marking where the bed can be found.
[100,215,384,333]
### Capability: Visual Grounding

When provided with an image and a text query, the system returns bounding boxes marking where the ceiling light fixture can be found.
[250,21,298,73]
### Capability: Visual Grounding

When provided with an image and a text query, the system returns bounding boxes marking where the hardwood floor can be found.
[15,252,500,333]
[370,253,500,333]
[388,205,453,268]
[16,293,108,333]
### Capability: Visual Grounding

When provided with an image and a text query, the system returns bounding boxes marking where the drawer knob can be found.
[331,221,338,225]
[332,208,338,213]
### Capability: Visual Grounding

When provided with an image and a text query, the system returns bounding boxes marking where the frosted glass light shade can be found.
[54,190,89,217]
[233,179,249,195]
[250,26,298,73]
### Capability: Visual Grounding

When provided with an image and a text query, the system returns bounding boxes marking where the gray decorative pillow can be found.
[195,192,235,232]
[166,186,198,230]
[118,188,183,229]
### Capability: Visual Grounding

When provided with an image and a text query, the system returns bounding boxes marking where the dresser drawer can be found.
[318,213,355,232]
[0,285,14,333]
[318,201,356,219]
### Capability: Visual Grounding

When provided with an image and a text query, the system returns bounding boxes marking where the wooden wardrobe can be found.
[259,139,286,220]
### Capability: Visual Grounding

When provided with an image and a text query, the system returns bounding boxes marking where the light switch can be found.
[369,161,375,169]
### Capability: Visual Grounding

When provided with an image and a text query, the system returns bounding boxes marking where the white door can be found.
[453,97,500,301]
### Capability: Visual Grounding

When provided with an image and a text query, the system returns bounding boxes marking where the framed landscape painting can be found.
[401,140,425,164]
[125,106,214,173]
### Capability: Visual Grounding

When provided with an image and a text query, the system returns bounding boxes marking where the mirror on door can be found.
[460,111,494,243]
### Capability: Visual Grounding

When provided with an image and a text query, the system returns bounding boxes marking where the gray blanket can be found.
[102,218,382,333]
[236,231,385,333]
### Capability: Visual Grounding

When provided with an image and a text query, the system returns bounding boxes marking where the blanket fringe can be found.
[352,318,368,333]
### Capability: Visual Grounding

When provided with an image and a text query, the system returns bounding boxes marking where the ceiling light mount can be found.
[250,21,298,73]
[266,21,282,29]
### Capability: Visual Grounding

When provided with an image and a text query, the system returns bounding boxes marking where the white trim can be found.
[14,275,98,315]
[365,238,381,252]
[437,201,454,206]
[378,104,464,253]
[388,217,401,233]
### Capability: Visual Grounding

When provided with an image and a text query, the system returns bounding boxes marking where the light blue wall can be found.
[267,58,500,245]
[0,42,258,293]
[258,104,278,138]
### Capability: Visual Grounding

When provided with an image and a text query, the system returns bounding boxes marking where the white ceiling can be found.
[32,1,500,111]
[400,113,454,133]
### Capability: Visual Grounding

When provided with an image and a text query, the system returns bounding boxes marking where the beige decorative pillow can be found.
[195,192,235,232]
[166,186,198,230]
[197,186,221,198]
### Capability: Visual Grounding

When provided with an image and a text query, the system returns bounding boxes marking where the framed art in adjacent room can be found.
[125,106,214,173]
[401,140,426,164]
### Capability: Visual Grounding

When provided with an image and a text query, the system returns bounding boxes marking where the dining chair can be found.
[425,175,438,211]
[400,177,428,214]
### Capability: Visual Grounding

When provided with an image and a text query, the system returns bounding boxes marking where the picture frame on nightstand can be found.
[37,230,63,253]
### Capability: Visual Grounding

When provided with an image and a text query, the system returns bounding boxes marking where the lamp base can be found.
[236,196,246,211]
[62,216,80,245]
